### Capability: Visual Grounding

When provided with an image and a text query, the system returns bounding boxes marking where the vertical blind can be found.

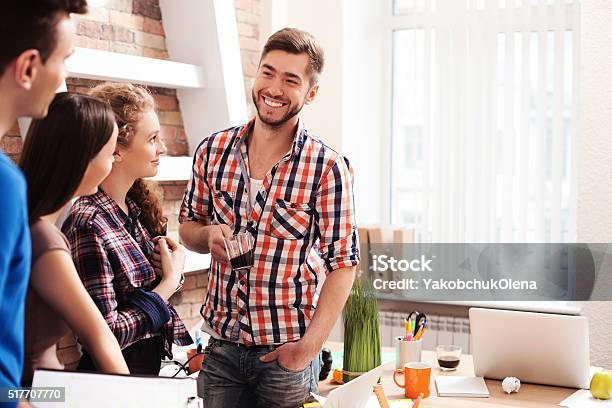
[390,0,579,243]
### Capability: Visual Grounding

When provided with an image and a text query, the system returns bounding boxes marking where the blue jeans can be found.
[197,338,321,408]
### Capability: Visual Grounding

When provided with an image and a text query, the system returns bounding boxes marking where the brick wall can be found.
[73,0,262,112]
[0,0,263,367]
[169,272,209,331]
[0,123,23,163]
[67,78,189,158]
[235,0,263,114]
[72,0,168,58]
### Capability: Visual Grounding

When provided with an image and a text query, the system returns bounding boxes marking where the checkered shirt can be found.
[180,118,359,345]
[62,190,192,356]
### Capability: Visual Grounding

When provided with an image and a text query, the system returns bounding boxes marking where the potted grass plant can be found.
[342,277,381,382]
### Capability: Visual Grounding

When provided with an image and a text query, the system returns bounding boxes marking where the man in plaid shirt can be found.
[179,28,359,407]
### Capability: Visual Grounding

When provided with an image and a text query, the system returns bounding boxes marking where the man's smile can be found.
[262,95,287,108]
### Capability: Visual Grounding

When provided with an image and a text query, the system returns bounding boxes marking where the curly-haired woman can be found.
[62,83,192,374]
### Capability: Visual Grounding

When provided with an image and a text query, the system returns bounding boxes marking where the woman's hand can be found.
[153,236,185,292]
[151,237,163,277]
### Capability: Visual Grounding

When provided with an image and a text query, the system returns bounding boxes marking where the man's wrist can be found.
[299,333,323,357]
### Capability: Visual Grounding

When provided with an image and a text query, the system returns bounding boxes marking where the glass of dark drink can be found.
[224,232,254,271]
[436,345,461,371]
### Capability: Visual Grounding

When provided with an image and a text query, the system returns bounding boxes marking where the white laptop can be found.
[469,307,591,389]
[313,361,394,408]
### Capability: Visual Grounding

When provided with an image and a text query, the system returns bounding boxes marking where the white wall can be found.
[577,0,612,369]
[268,0,344,152]
[341,0,388,226]
[160,0,248,155]
[267,0,388,225]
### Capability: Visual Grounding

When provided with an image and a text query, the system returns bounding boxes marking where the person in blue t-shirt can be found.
[0,1,88,404]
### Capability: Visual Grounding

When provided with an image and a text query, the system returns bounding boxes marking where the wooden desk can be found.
[319,343,576,408]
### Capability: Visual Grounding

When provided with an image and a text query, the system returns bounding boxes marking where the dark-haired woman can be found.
[19,92,129,386]
[62,83,192,375]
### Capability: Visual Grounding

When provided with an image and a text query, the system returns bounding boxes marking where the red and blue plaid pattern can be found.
[63,190,192,357]
[180,118,359,345]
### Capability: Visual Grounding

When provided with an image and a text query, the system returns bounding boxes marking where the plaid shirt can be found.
[62,190,192,356]
[180,118,359,345]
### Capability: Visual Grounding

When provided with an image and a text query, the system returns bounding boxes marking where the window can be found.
[390,0,579,243]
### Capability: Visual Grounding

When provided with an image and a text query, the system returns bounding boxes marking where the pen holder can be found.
[395,336,422,369]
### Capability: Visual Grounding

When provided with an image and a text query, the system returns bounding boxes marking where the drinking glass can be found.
[224,232,254,271]
[436,345,462,371]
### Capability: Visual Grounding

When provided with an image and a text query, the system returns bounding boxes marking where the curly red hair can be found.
[90,82,168,236]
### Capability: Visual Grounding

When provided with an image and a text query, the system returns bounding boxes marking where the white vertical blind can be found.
[390,0,578,243]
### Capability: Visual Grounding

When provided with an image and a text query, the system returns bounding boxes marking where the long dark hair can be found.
[89,82,167,236]
[19,92,116,222]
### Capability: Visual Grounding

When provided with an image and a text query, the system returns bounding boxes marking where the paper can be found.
[435,376,490,397]
[364,394,413,407]
[315,391,429,408]
[558,389,612,407]
[32,369,199,408]
[310,393,328,405]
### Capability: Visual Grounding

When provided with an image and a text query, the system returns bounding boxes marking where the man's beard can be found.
[252,91,305,128]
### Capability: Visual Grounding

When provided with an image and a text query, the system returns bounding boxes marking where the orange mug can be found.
[393,362,431,399]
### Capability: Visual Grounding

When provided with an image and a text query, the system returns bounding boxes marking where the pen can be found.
[414,324,425,341]
[405,318,411,340]
[407,311,427,337]
[411,393,424,408]
[195,328,202,353]
[373,384,390,408]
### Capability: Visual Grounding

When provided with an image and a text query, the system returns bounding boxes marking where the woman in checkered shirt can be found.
[62,83,193,375]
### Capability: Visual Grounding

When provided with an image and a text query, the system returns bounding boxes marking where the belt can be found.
[214,338,282,352]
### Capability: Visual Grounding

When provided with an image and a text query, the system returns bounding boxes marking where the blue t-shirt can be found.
[0,152,31,398]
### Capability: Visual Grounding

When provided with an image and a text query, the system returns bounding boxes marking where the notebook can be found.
[435,376,490,398]
[311,361,394,408]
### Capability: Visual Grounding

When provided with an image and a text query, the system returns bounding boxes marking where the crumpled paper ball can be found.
[502,377,521,394]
